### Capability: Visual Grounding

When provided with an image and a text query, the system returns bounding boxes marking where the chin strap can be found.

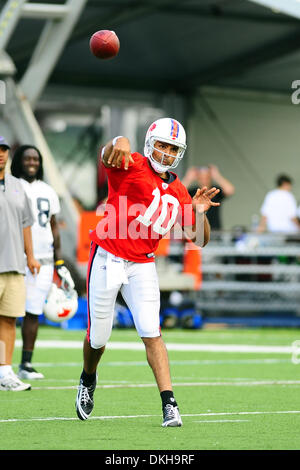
[149,156,171,174]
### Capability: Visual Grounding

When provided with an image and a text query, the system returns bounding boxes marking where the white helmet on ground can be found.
[43,283,78,323]
[144,117,187,173]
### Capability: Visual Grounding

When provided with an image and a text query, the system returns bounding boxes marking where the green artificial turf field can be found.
[1,326,300,451]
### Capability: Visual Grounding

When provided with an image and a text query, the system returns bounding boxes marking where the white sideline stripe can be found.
[1,410,300,424]
[31,380,300,390]
[14,340,297,353]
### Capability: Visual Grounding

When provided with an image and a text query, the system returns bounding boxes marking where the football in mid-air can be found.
[89,30,120,59]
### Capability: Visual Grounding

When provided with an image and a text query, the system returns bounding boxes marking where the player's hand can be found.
[55,260,75,290]
[107,138,135,170]
[27,257,41,275]
[192,186,221,214]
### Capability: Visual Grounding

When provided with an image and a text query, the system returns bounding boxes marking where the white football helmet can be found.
[144,118,187,173]
[43,283,78,323]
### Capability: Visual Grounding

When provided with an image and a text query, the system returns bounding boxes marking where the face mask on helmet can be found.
[43,283,78,323]
[144,118,187,173]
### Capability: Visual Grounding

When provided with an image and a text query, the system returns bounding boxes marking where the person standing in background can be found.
[257,174,300,233]
[182,164,235,230]
[11,144,74,380]
[0,137,40,391]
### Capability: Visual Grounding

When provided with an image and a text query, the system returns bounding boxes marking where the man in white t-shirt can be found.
[11,145,74,380]
[257,174,300,233]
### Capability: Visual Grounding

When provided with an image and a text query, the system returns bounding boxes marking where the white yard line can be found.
[194,419,249,423]
[14,340,297,354]
[30,379,300,390]
[12,358,289,368]
[0,410,299,424]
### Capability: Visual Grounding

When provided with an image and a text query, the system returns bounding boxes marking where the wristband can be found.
[112,135,124,146]
[55,259,65,266]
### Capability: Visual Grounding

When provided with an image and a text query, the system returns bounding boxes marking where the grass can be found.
[1,326,300,451]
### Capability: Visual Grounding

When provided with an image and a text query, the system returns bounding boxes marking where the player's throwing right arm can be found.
[102,136,135,170]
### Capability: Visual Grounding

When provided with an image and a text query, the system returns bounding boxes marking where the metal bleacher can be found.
[165,231,300,322]
[199,232,300,318]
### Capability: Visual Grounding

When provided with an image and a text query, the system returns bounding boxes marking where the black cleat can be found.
[18,362,44,380]
[75,377,97,420]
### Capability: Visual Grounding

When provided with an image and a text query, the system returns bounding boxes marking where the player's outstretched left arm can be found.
[185,186,221,247]
[102,136,135,170]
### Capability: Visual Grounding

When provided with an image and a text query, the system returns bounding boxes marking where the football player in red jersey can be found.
[76,118,220,426]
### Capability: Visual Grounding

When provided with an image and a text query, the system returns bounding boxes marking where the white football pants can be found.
[25,264,54,315]
[87,244,161,349]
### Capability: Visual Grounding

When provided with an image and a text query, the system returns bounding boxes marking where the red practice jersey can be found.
[90,152,195,262]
